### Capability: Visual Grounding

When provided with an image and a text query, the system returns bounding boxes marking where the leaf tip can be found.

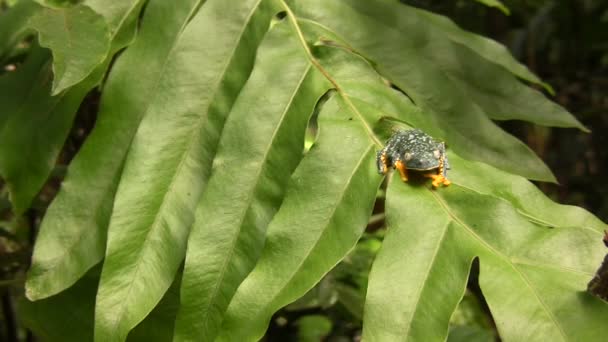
[24,282,40,302]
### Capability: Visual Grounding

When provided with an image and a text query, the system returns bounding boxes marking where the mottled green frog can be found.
[376,129,451,187]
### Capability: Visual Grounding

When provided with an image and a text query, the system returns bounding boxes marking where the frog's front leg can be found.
[425,156,451,187]
[394,159,409,182]
[376,149,390,175]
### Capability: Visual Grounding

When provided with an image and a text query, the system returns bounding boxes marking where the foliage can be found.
[0,0,607,341]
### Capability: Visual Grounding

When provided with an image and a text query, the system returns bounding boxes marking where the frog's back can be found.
[394,129,441,170]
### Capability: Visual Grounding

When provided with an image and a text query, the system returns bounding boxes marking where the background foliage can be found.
[0,0,607,341]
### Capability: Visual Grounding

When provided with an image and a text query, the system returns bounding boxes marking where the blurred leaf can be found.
[0,44,106,215]
[28,4,110,94]
[126,273,182,342]
[18,268,98,342]
[285,277,338,311]
[26,0,204,300]
[448,326,495,342]
[93,1,276,341]
[0,0,39,62]
[173,15,329,342]
[448,290,496,342]
[296,315,332,342]
[335,283,365,321]
[472,0,510,15]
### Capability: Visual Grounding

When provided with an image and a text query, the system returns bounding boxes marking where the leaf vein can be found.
[194,63,313,325]
[103,0,264,335]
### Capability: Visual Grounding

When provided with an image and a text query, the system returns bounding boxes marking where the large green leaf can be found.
[93,0,276,341]
[217,95,382,341]
[28,4,110,94]
[288,0,585,181]
[363,167,608,341]
[212,21,392,339]
[26,0,204,300]
[173,17,329,341]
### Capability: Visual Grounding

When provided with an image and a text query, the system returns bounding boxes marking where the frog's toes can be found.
[427,174,450,188]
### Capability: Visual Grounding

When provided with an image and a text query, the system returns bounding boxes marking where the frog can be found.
[376,129,451,187]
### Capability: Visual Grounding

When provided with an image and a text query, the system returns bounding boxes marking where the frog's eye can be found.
[433,150,440,158]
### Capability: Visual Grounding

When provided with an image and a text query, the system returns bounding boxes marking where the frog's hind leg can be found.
[376,149,390,175]
[394,159,409,182]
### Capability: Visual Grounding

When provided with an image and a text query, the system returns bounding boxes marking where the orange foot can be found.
[425,173,451,188]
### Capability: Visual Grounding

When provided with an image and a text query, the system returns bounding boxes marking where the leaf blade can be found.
[0,44,107,215]
[217,95,381,341]
[0,0,40,62]
[290,0,564,181]
[363,181,473,341]
[472,0,510,15]
[93,0,276,340]
[26,0,205,300]
[173,21,329,341]
[29,4,110,94]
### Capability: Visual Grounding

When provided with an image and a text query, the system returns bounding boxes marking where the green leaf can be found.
[26,0,204,301]
[0,43,47,132]
[296,315,332,342]
[84,0,146,52]
[0,0,147,218]
[93,0,276,340]
[173,17,329,342]
[448,152,605,232]
[363,171,608,341]
[288,0,571,181]
[0,44,107,215]
[28,4,110,94]
[0,0,39,62]
[83,0,143,36]
[217,93,382,340]
[428,44,586,130]
[362,179,473,342]
[472,0,510,15]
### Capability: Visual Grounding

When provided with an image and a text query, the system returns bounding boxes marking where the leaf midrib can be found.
[31,1,204,288]
[428,187,568,341]
[280,0,381,147]
[396,195,451,338]
[194,64,314,327]
[262,145,375,319]
[103,0,264,336]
